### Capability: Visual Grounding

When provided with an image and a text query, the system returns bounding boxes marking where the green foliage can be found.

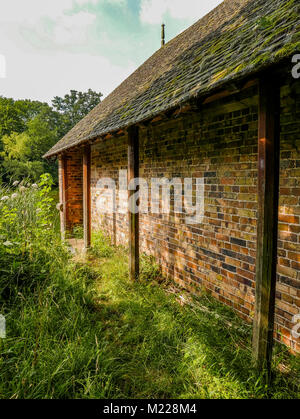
[0,191,298,399]
[1,113,59,182]
[0,98,60,182]
[52,89,103,134]
[0,89,103,183]
[90,231,115,258]
[140,254,164,283]
[0,174,63,296]
[70,225,84,240]
[0,97,47,139]
[1,160,46,183]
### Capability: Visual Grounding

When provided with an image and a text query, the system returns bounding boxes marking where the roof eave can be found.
[43,55,293,159]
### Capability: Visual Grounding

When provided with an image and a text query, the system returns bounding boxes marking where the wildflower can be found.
[11,193,18,199]
[19,186,27,192]
[1,196,9,201]
[13,181,19,187]
[3,241,13,247]
[32,183,38,189]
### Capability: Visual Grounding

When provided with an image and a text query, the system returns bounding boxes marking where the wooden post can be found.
[128,126,139,281]
[83,145,91,249]
[58,154,68,239]
[252,75,280,372]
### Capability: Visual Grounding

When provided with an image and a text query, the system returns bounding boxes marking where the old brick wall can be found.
[91,136,128,246]
[276,79,300,352]
[88,79,299,352]
[139,86,259,324]
[63,149,83,231]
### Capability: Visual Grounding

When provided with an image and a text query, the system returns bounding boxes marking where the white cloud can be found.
[0,0,102,23]
[140,0,223,25]
[0,45,135,102]
[0,0,74,23]
[0,0,222,104]
[0,0,134,102]
[52,12,96,45]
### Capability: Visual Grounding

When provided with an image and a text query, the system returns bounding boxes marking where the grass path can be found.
[75,238,299,399]
[1,235,299,399]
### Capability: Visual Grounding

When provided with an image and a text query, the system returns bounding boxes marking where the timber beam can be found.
[83,145,92,249]
[58,154,68,239]
[252,74,280,373]
[127,125,140,281]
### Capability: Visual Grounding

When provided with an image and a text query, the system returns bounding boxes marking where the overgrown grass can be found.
[0,179,299,399]
[78,236,300,399]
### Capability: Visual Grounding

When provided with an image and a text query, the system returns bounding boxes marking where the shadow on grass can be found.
[1,238,298,399]
[87,247,299,399]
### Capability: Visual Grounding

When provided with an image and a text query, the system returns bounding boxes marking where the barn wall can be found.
[89,80,300,353]
[139,86,258,324]
[91,135,128,246]
[62,149,83,231]
[276,80,300,352]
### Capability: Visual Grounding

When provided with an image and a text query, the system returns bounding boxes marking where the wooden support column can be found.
[252,75,280,372]
[83,145,91,249]
[58,154,68,239]
[128,126,139,281]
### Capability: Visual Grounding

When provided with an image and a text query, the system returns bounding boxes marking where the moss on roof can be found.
[45,0,300,158]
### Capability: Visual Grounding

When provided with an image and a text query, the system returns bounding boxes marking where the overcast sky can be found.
[0,0,222,103]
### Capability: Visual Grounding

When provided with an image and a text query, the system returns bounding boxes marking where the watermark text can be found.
[95,171,205,225]
[292,54,300,79]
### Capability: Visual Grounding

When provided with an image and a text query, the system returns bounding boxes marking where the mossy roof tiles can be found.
[45,0,300,157]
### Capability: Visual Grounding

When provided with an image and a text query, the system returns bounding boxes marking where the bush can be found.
[0,177,298,399]
[0,174,101,398]
[0,174,67,300]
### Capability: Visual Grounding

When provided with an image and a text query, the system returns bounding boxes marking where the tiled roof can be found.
[45,0,300,157]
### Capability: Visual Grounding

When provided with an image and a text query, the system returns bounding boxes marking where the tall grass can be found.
[0,177,299,399]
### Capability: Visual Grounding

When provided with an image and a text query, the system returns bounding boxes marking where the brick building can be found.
[45,0,300,363]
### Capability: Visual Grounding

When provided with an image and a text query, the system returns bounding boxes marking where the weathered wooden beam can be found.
[83,145,92,249]
[202,79,258,105]
[58,154,68,239]
[127,126,139,281]
[150,115,163,124]
[252,75,280,372]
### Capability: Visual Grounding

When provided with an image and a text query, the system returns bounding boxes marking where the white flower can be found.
[13,181,19,187]
[19,186,27,192]
[3,241,13,247]
[11,193,18,199]
[1,196,9,201]
[32,183,38,189]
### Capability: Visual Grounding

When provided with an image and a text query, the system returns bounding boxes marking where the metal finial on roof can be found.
[161,23,165,47]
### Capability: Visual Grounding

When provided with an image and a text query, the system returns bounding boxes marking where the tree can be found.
[52,89,103,134]
[0,97,49,138]
[0,89,103,183]
[1,107,61,182]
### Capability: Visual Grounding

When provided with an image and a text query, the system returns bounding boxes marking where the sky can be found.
[0,0,222,104]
